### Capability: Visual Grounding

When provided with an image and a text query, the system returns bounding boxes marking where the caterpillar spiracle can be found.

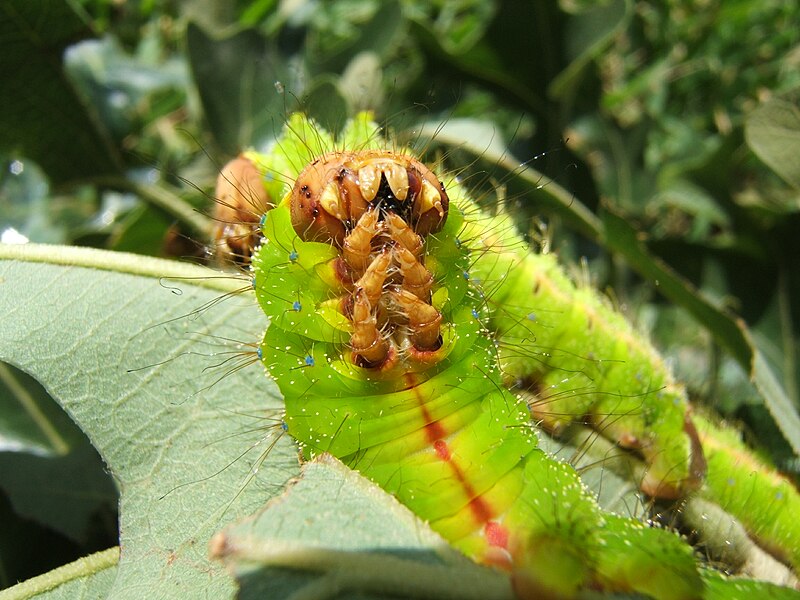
[214,113,799,599]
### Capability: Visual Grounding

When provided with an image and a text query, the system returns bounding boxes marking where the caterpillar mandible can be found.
[216,113,800,599]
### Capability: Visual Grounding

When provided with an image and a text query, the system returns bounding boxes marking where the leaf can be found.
[213,455,516,600]
[186,23,301,155]
[63,36,189,142]
[548,0,631,101]
[600,208,800,456]
[0,362,77,456]
[403,0,496,56]
[745,97,800,190]
[0,433,116,545]
[752,351,800,460]
[0,0,122,186]
[306,1,405,72]
[0,244,297,598]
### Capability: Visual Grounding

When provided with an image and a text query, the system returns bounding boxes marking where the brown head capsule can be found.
[290,150,449,246]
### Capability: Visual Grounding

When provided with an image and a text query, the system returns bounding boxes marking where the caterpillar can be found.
[215,112,799,599]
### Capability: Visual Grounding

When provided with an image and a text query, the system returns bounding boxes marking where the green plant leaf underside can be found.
[0,246,296,599]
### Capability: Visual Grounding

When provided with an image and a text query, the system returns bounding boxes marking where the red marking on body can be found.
[484,521,509,549]
[423,414,446,442]
[404,373,495,526]
[483,520,513,570]
[434,439,450,461]
[466,491,493,523]
[404,373,447,442]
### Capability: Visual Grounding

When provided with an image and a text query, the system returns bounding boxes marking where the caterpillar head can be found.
[289,150,449,246]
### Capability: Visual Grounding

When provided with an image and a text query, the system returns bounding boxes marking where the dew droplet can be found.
[9,160,23,175]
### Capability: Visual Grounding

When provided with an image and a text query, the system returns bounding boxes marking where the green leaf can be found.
[0,362,76,456]
[0,431,116,545]
[600,208,800,456]
[305,2,405,73]
[0,0,122,186]
[403,0,495,56]
[63,35,189,142]
[214,455,515,600]
[186,23,301,155]
[549,0,631,101]
[752,351,800,461]
[0,244,297,598]
[745,97,800,190]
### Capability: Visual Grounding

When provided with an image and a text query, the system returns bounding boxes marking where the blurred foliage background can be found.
[1,0,799,590]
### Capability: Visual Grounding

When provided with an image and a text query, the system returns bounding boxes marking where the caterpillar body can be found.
[457,211,705,500]
[224,113,799,599]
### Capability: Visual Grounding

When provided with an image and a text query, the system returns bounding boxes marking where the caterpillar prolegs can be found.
[221,113,800,599]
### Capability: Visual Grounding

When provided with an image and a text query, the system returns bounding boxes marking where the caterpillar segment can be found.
[694,414,800,574]
[252,147,708,600]
[453,207,706,499]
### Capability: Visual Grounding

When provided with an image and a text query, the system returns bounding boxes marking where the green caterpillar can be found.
[229,113,799,599]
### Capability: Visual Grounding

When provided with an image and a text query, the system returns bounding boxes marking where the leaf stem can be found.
[0,547,119,600]
[777,262,798,406]
[0,243,247,294]
[90,175,217,240]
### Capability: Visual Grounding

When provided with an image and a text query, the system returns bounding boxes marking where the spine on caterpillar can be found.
[252,143,702,600]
